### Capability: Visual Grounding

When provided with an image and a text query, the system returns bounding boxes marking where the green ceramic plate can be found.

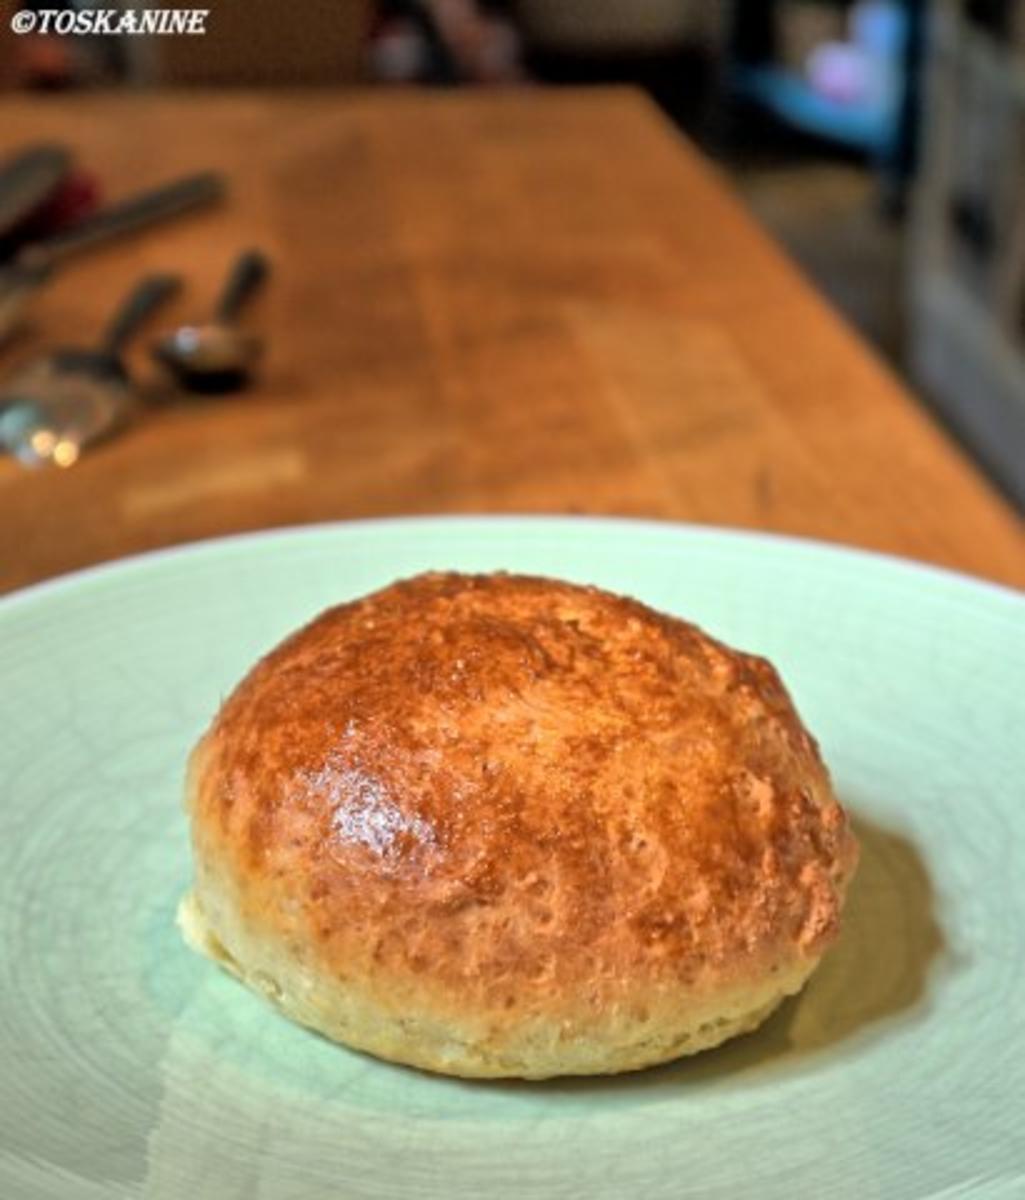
[2,516,1023,1199]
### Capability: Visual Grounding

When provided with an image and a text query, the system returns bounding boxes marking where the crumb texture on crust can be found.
[183,571,858,1078]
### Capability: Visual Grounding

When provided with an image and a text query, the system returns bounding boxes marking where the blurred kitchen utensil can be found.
[0,272,180,468]
[13,170,103,248]
[153,248,269,393]
[0,171,223,346]
[0,143,72,248]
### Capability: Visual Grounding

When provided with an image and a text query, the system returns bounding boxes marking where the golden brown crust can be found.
[184,572,858,1076]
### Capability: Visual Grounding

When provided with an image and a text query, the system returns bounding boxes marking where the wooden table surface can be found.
[1,88,1023,594]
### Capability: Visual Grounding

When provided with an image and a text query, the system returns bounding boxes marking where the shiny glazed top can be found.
[189,572,857,1021]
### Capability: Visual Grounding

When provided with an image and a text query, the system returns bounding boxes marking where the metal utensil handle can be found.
[102,273,181,355]
[216,249,269,321]
[19,172,225,271]
[0,142,72,240]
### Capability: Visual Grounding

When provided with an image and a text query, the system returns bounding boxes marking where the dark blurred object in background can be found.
[369,1,523,83]
[131,0,370,85]
[516,1,717,130]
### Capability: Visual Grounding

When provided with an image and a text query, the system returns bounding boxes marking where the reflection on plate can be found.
[1,517,1022,1199]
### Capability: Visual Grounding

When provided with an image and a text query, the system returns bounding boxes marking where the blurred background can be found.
[2,0,1023,509]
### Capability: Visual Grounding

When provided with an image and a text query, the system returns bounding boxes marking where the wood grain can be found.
[0,88,1022,593]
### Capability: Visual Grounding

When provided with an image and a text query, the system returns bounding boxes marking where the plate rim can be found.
[2,513,1023,619]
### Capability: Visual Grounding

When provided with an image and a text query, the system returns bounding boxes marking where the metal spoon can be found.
[0,273,180,468]
[153,249,269,393]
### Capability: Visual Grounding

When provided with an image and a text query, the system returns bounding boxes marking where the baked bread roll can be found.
[179,571,857,1078]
